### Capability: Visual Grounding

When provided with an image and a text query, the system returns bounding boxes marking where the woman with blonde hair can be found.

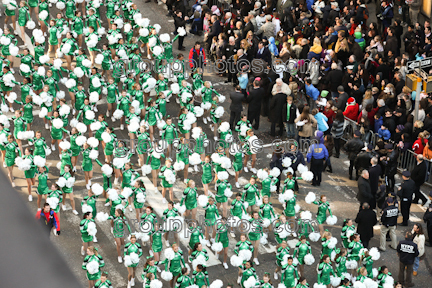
[295,106,317,149]
[362,90,374,108]
[180,179,198,220]
[82,246,105,288]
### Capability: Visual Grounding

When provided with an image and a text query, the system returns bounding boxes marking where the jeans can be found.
[380,225,397,250]
[413,257,420,272]
[285,123,296,139]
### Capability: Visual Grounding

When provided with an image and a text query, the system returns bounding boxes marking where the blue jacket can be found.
[378,128,391,140]
[268,37,279,57]
[306,143,329,161]
[314,113,329,132]
[305,84,319,101]
[374,117,383,133]
[238,73,249,89]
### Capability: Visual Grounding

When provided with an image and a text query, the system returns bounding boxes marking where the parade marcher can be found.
[397,171,416,226]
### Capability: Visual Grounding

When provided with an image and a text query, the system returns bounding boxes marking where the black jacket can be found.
[381,204,399,227]
[355,151,375,171]
[397,239,419,265]
[326,69,344,92]
[255,47,272,66]
[246,87,263,112]
[344,137,364,161]
[229,91,245,113]
[411,161,427,187]
[207,20,222,44]
[269,93,287,124]
[368,164,382,194]
[384,149,399,175]
[398,178,416,202]
[423,206,432,227]
[282,102,297,124]
[355,208,377,241]
[357,176,373,205]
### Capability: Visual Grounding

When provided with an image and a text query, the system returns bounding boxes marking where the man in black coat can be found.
[229,85,245,129]
[382,144,399,192]
[369,157,382,209]
[411,154,428,205]
[255,41,272,66]
[269,90,287,137]
[173,10,186,50]
[326,64,344,98]
[205,15,222,52]
[355,202,377,249]
[423,192,432,246]
[398,171,416,226]
[397,231,419,287]
[355,144,376,180]
[246,79,263,130]
[380,197,399,251]
[344,130,365,180]
[357,170,374,207]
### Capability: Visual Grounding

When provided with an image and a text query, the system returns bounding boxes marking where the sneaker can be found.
[210,238,215,243]
[274,272,278,280]
[210,125,214,132]
[253,258,259,265]
[45,123,49,129]
[127,281,131,288]
[114,178,118,185]
[250,168,257,174]
[235,182,240,188]
[176,98,180,104]
[237,276,241,284]
[292,232,297,238]
[9,107,14,112]
[28,195,33,201]
[166,240,170,247]
[128,205,133,212]
[106,110,110,117]
[120,124,124,130]
[2,162,6,167]
[72,210,79,215]
[194,165,198,172]
[51,144,56,151]
[162,198,167,204]
[223,262,228,269]
[147,54,151,60]
[86,184,90,190]
[72,109,76,115]
[94,106,98,112]
[111,116,115,122]
[188,258,191,263]
[131,278,135,286]
[81,246,85,255]
[203,118,207,124]
[118,256,123,263]
[73,167,77,172]
[230,231,235,238]
[62,205,66,211]
[154,188,158,193]
[104,202,110,207]
[213,136,218,141]
[93,236,98,243]
[244,167,249,173]
[207,117,211,122]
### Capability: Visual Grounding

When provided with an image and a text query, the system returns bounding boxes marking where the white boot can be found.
[62,204,66,211]
[194,165,198,172]
[114,178,118,185]
[131,278,135,286]
[223,262,228,269]
[274,272,278,280]
[28,195,33,201]
[93,236,98,243]
[253,258,259,265]
[106,110,110,117]
[51,144,56,151]
[81,246,85,255]
[237,276,241,284]
[127,281,131,288]
[118,256,123,263]
[235,182,240,188]
[244,167,249,172]
[203,118,207,124]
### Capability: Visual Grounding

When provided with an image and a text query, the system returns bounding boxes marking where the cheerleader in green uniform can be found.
[109,209,131,263]
[162,116,178,156]
[75,99,96,138]
[202,197,219,243]
[341,219,356,248]
[17,77,32,103]
[82,186,98,222]
[295,277,309,288]
[11,110,27,154]
[142,273,154,288]
[235,234,254,282]
[37,0,48,33]
[82,247,105,288]
[160,159,176,202]
[214,217,229,269]
[15,95,33,131]
[136,126,151,166]
[102,126,117,163]
[46,19,60,56]
[317,255,335,287]
[31,64,44,93]
[95,272,112,288]
[293,236,312,278]
[0,123,11,168]
[69,128,81,168]
[377,266,392,288]
[59,145,72,175]
[144,99,160,142]
[275,240,290,279]
[93,115,108,149]
[313,195,332,236]
[243,129,258,173]
[164,243,187,288]
[335,248,348,277]
[146,147,164,192]
[249,211,264,265]
[17,48,34,79]
[61,32,79,70]
[243,176,260,213]
[60,165,78,215]
[348,233,364,262]
[17,1,30,46]
[46,183,62,219]
[46,111,69,155]
[28,0,39,18]
[180,180,198,220]
[235,115,252,141]
[281,256,299,288]
[94,160,113,197]
[174,267,193,288]
[186,223,204,257]
[80,212,95,255]
[1,65,19,109]
[283,171,301,193]
[189,242,209,267]
[193,264,209,287]
[355,267,368,283]
[81,142,96,189]
[4,0,17,35]
[259,195,276,225]
[200,81,220,124]
[5,135,20,187]
[117,90,131,131]
[132,180,146,219]
[36,166,50,206]
[112,140,130,184]
[191,127,207,171]
[321,231,337,260]
[238,260,258,288]
[151,225,164,262]
[259,273,275,288]
[178,107,192,140]
[105,78,119,119]
[142,257,160,281]
[124,235,143,287]
[22,148,36,199]
[176,137,192,182]
[201,155,212,195]
[274,215,289,244]
[230,193,247,235]
[163,201,180,246]
[155,92,168,119]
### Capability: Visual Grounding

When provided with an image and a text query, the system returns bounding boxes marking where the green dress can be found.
[248,218,263,241]
[313,200,332,225]
[175,275,193,288]
[180,187,197,210]
[234,240,254,255]
[162,124,178,144]
[341,224,356,248]
[108,216,131,238]
[133,187,146,209]
[201,162,212,184]
[193,270,210,287]
[47,189,62,213]
[276,246,291,267]
[144,106,160,126]
[124,242,143,267]
[61,171,74,194]
[284,196,297,217]
[162,250,185,277]
[80,218,95,243]
[293,241,312,265]
[151,230,163,253]
[176,143,190,165]
[94,279,112,288]
[5,141,20,167]
[348,241,364,261]
[259,203,276,220]
[109,194,128,217]
[140,212,157,234]
[82,254,105,281]
[189,249,209,266]
[282,263,299,288]
[82,195,97,219]
[239,266,257,288]
[188,226,204,249]
[159,166,175,188]
[215,222,229,248]
[230,199,246,218]
[335,255,348,276]
[37,168,50,195]
[242,183,259,207]
[146,149,164,170]
[103,132,117,156]
[203,203,219,226]
[317,262,335,285]
[142,263,158,280]
[215,179,231,203]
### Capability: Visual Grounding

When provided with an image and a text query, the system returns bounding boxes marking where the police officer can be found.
[397,231,419,287]
[306,132,329,186]
[343,130,364,180]
[398,171,416,226]
[423,191,432,247]
[379,197,398,252]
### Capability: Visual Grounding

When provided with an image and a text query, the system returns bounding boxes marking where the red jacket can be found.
[343,103,359,121]
[322,108,335,125]
[413,138,426,154]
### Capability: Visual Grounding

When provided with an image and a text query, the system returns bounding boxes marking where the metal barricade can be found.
[341,117,358,142]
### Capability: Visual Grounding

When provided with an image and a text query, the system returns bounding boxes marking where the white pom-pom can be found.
[230,255,243,267]
[26,20,36,30]
[159,33,170,43]
[74,67,84,78]
[217,171,229,181]
[75,135,87,146]
[330,276,341,287]
[364,278,378,288]
[305,192,316,204]
[90,183,103,196]
[56,177,67,187]
[309,232,321,242]
[297,163,308,173]
[243,276,258,288]
[61,43,71,54]
[177,27,186,36]
[278,284,287,288]
[164,248,175,261]
[313,284,326,288]
[20,63,31,74]
[150,279,163,288]
[282,157,292,168]
[173,161,185,171]
[52,118,64,129]
[346,259,358,270]
[82,204,93,214]
[76,122,87,134]
[188,153,201,165]
[97,27,105,36]
[262,218,271,228]
[152,45,163,56]
[46,197,59,209]
[174,203,186,215]
[56,91,65,100]
[86,260,100,275]
[59,140,71,151]
[211,242,223,253]
[5,91,17,103]
[56,1,65,9]
[327,237,337,249]
[101,164,113,177]
[209,279,223,288]
[269,167,280,178]
[16,157,31,171]
[89,121,101,132]
[301,171,314,182]
[303,253,315,265]
[89,149,99,160]
[238,249,252,261]
[82,59,92,68]
[256,169,268,181]
[38,107,48,119]
[66,177,75,188]
[141,165,152,176]
[53,58,63,69]
[369,247,380,261]
[101,132,112,144]
[198,195,208,207]
[113,109,124,120]
[33,156,46,168]
[326,215,337,226]
[224,188,233,198]
[301,210,312,220]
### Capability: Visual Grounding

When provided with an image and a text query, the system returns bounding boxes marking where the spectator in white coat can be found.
[412,223,425,276]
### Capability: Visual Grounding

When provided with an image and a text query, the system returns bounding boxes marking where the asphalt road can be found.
[4,1,432,288]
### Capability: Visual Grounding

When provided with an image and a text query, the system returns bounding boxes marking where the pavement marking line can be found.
[138,175,223,267]
[14,22,35,55]
[327,175,354,199]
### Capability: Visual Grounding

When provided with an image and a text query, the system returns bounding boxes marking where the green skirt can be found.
[24,168,36,179]
[202,175,212,185]
[152,241,162,253]
[5,9,15,16]
[37,186,49,195]
[5,157,15,167]
[233,162,243,172]
[134,201,145,209]
[87,271,101,281]
[221,239,229,248]
[216,195,227,203]
[82,234,94,243]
